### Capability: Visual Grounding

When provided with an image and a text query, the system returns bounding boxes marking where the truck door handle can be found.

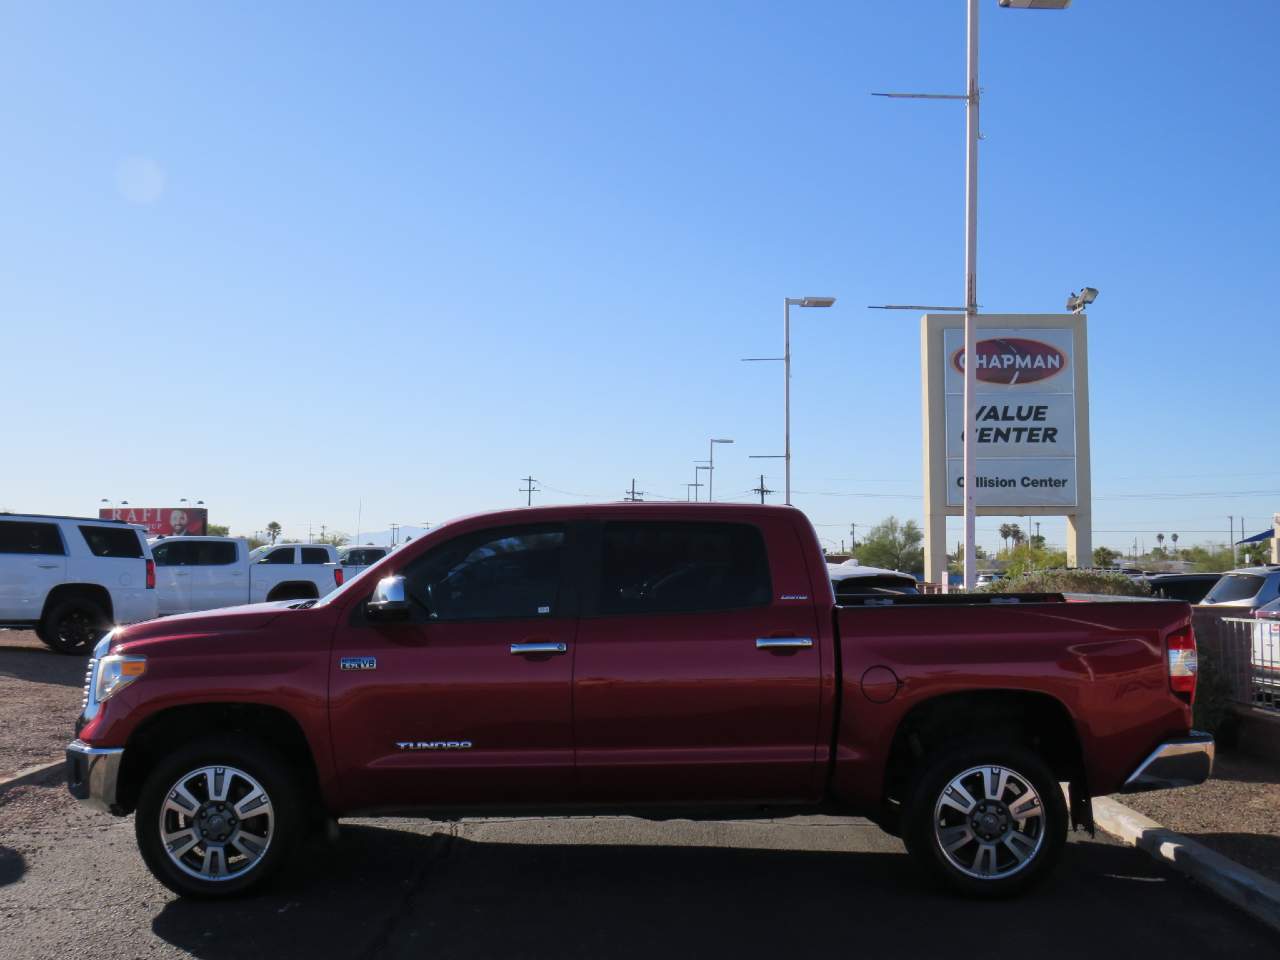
[36,563,59,569]
[510,642,567,655]
[755,637,813,650]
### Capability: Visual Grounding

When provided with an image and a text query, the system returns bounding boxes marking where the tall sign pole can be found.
[962,0,980,591]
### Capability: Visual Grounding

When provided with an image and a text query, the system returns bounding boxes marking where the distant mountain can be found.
[345,525,431,547]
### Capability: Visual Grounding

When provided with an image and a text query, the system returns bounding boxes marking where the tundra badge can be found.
[340,656,377,671]
[396,740,473,751]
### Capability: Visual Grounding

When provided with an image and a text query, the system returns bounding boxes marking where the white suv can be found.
[0,514,157,654]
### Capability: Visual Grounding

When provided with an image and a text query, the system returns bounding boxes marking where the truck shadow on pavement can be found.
[0,844,27,887]
[150,823,1280,960]
[0,646,87,689]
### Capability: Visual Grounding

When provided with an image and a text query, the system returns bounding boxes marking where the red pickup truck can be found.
[66,503,1212,899]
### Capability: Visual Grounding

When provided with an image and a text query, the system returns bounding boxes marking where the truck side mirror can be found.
[367,576,411,621]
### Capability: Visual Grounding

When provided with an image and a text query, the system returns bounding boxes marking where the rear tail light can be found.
[1167,625,1198,702]
[334,567,344,587]
[145,559,156,590]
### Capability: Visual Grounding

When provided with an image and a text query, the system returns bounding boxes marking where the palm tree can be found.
[266,521,282,545]
[1009,524,1024,547]
[1156,533,1165,554]
[998,523,1013,553]
[1171,533,1179,556]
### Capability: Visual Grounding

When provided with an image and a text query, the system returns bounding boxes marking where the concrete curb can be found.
[1093,795,1280,934]
[0,759,63,796]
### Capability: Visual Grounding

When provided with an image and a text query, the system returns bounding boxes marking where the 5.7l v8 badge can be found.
[339,656,377,671]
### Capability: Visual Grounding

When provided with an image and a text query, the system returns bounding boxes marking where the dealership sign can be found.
[942,328,1078,508]
[98,506,208,537]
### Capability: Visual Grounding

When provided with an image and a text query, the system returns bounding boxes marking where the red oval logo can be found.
[950,337,1067,385]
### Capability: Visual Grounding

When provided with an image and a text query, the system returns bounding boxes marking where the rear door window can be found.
[300,547,330,564]
[78,525,144,558]
[595,521,771,616]
[261,547,295,564]
[0,520,64,555]
[193,540,238,565]
[1204,574,1263,604]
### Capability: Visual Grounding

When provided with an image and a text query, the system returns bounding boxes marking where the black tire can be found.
[135,735,302,898]
[39,597,110,655]
[902,740,1066,898]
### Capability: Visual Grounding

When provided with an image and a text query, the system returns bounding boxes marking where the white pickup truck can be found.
[149,537,344,615]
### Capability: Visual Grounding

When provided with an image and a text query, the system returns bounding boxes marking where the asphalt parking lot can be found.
[3,772,1279,960]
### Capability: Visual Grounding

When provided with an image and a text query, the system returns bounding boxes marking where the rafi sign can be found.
[942,327,1078,508]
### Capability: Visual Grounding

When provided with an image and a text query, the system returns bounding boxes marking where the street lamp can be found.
[1066,287,1098,314]
[707,439,734,502]
[743,297,836,505]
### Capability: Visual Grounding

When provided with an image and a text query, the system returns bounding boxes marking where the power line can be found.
[624,478,646,502]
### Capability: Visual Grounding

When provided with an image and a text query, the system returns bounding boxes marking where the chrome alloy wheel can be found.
[932,764,1045,880]
[158,765,274,882]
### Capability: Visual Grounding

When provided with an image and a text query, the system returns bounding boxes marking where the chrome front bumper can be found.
[1120,732,1214,793]
[65,740,124,813]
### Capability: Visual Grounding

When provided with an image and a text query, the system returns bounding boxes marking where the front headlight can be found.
[94,654,147,702]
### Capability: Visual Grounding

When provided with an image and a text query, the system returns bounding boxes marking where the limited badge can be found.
[340,656,377,671]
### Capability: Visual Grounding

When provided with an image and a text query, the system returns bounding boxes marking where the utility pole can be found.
[624,479,645,502]
[850,523,857,550]
[1229,515,1236,567]
[390,523,400,547]
[520,476,539,507]
[320,524,327,544]
[752,474,774,504]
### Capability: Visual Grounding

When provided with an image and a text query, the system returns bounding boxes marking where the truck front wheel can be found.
[902,741,1066,898]
[135,736,302,898]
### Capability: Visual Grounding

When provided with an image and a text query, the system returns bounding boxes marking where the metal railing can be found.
[1194,609,1280,714]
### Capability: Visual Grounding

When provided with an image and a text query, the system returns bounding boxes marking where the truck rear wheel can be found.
[135,735,302,898]
[39,597,109,655]
[902,740,1066,898]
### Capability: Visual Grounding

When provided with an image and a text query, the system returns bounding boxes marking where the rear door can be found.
[0,521,66,621]
[188,540,243,610]
[329,523,579,811]
[249,546,297,602]
[572,518,824,803]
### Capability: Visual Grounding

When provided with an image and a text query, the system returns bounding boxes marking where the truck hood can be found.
[114,601,297,647]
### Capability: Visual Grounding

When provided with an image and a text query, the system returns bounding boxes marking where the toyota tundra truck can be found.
[66,503,1212,899]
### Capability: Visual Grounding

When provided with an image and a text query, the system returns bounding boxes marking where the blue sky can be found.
[3,1,1277,554]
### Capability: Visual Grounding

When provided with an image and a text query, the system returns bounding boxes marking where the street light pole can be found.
[784,299,792,506]
[708,439,734,502]
[961,0,980,592]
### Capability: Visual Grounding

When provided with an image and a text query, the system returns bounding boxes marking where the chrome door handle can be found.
[755,637,813,650]
[510,642,567,655]
[36,563,59,569]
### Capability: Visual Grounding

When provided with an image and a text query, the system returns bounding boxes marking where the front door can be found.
[150,540,193,616]
[330,523,578,812]
[573,518,824,804]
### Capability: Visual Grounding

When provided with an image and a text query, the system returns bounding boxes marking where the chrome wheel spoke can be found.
[1005,831,1037,864]
[235,788,271,819]
[164,783,200,817]
[1010,791,1043,821]
[206,768,231,803]
[938,825,974,854]
[164,828,200,859]
[939,781,977,816]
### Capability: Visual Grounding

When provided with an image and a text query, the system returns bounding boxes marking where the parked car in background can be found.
[150,538,343,615]
[70,503,1211,900]
[828,559,918,600]
[1198,565,1280,611]
[1142,573,1222,605]
[0,513,156,653]
[337,544,391,578]
[1250,598,1280,702]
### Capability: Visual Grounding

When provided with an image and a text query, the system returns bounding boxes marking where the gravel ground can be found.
[1119,751,1280,884]
[0,630,85,780]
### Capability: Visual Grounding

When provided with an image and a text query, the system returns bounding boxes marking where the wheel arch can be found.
[883,689,1088,826]
[265,581,320,602]
[116,702,320,817]
[41,583,114,624]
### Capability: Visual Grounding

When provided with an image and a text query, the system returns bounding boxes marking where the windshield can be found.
[1203,574,1264,604]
